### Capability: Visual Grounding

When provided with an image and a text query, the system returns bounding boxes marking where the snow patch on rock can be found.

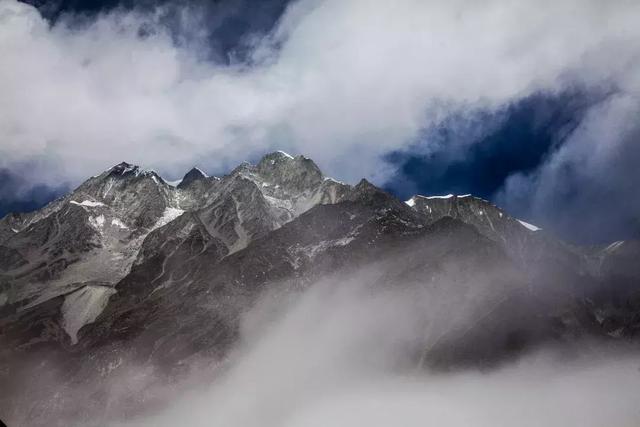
[89,214,106,230]
[192,167,209,177]
[102,178,116,198]
[71,200,106,208]
[296,236,355,259]
[154,207,185,229]
[517,219,541,232]
[604,241,625,253]
[276,150,294,159]
[323,176,345,185]
[114,164,137,174]
[426,194,454,199]
[61,285,116,344]
[111,218,129,229]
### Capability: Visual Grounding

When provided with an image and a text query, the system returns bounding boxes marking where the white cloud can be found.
[496,92,640,241]
[5,264,640,426]
[1,0,639,191]
[114,276,640,427]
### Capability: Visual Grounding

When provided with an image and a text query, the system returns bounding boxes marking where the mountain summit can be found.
[177,167,208,189]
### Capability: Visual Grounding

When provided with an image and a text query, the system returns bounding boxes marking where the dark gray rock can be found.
[176,167,208,189]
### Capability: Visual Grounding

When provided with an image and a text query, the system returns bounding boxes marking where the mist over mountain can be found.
[0,152,639,426]
[2,1,640,425]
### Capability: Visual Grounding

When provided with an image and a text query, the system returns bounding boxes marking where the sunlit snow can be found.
[70,200,106,208]
[517,219,541,231]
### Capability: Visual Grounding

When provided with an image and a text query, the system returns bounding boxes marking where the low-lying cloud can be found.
[4,267,639,426]
[112,277,640,427]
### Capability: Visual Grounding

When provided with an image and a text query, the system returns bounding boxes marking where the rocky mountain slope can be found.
[1,152,639,426]
[0,152,348,340]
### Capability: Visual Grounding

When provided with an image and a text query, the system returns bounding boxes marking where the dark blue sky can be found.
[24,0,290,63]
[4,0,639,245]
[384,92,591,201]
[0,168,66,217]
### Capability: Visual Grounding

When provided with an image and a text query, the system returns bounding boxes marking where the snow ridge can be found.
[517,219,541,232]
[70,200,106,208]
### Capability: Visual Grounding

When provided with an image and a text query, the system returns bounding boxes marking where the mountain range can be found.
[1,151,639,426]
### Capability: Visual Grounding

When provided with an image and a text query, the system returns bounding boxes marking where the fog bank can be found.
[115,280,640,427]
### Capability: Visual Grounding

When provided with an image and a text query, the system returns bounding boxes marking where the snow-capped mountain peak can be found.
[107,161,140,176]
[177,167,209,189]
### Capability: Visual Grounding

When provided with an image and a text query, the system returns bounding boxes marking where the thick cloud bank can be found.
[114,281,640,427]
[496,94,640,242]
[1,0,639,238]
[4,267,639,426]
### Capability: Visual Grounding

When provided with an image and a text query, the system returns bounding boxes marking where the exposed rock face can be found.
[0,153,639,426]
[177,167,208,189]
[194,151,350,253]
[405,193,567,260]
[405,194,536,243]
[404,193,640,340]
[0,152,349,342]
[405,193,592,290]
